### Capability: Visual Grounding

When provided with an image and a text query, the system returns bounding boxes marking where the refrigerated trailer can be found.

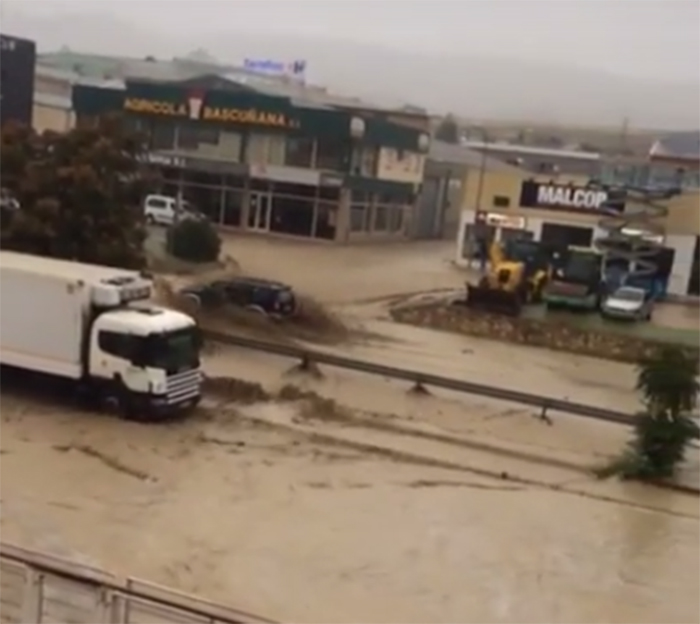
[0,252,202,418]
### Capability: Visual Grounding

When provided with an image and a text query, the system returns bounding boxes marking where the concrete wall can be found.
[32,100,73,133]
[33,70,74,133]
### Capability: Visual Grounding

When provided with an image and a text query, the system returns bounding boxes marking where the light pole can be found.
[472,127,489,213]
[470,127,489,269]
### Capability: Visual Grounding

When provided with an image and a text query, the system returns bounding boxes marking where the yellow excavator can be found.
[465,238,552,316]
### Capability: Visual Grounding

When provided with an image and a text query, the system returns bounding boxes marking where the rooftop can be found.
[428,140,524,174]
[462,140,601,161]
[39,50,425,118]
[649,131,700,161]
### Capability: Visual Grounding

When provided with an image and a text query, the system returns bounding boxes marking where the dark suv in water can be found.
[179,277,297,318]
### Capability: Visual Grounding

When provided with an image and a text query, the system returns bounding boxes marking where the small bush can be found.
[166,218,221,264]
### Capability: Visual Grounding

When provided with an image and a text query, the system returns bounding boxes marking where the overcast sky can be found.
[4,0,699,83]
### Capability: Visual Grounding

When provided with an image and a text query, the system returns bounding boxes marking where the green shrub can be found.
[599,345,700,482]
[166,218,221,264]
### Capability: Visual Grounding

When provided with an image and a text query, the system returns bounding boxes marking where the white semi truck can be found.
[0,251,203,418]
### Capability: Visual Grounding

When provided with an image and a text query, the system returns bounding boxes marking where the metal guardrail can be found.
[205,331,639,427]
[0,543,276,624]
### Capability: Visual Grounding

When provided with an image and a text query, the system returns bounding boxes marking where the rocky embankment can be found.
[390,303,700,364]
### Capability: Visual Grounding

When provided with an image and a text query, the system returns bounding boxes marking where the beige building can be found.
[455,168,700,297]
[32,66,74,133]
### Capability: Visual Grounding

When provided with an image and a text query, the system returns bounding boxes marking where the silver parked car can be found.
[601,286,653,321]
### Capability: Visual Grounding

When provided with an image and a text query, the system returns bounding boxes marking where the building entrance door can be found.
[248,192,272,231]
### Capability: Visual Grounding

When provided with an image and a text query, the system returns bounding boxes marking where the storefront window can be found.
[501,228,533,243]
[270,195,315,236]
[388,206,404,232]
[314,202,337,240]
[316,137,348,172]
[540,223,593,248]
[223,174,246,189]
[350,147,377,176]
[318,185,340,201]
[184,185,222,223]
[374,205,388,231]
[161,167,182,183]
[285,137,315,168]
[350,205,368,231]
[222,189,243,227]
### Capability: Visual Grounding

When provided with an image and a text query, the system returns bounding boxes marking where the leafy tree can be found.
[166,218,221,264]
[601,346,699,480]
[435,114,460,144]
[0,114,153,269]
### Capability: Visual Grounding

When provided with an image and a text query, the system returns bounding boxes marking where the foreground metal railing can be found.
[0,543,276,624]
[206,331,640,426]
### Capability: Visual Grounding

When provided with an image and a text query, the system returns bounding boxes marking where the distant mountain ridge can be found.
[3,6,699,129]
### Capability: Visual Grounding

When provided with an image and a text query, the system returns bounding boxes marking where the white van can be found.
[143,194,200,226]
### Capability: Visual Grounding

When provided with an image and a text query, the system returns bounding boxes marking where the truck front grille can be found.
[166,369,202,404]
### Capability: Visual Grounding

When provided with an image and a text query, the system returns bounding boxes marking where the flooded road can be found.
[1,393,698,624]
[3,236,699,623]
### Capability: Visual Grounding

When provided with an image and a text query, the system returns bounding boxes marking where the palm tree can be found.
[630,346,700,478]
[636,346,699,419]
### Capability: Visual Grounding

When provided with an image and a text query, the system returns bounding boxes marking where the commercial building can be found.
[32,66,75,133]
[0,34,36,128]
[455,165,700,297]
[72,73,430,243]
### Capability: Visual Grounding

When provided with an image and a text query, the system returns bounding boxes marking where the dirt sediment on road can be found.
[391,302,700,363]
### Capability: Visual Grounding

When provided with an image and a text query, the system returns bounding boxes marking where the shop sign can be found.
[243,58,307,82]
[123,94,296,128]
[142,152,186,168]
[320,174,343,187]
[519,180,624,213]
[485,213,525,229]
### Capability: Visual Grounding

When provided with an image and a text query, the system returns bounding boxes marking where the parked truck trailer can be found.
[0,252,202,419]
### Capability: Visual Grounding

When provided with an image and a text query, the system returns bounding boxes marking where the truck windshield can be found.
[559,253,600,282]
[143,327,201,372]
[504,240,540,263]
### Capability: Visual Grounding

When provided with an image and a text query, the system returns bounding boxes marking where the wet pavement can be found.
[2,235,698,623]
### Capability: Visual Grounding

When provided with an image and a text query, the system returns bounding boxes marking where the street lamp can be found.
[472,126,489,213]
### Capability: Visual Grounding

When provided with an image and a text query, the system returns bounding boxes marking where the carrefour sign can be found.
[243,58,307,81]
[519,180,624,214]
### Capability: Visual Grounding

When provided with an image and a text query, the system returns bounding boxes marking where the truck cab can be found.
[544,246,604,311]
[84,277,202,415]
[0,252,203,419]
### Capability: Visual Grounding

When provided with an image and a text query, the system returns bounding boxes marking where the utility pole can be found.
[618,116,629,155]
[474,127,488,212]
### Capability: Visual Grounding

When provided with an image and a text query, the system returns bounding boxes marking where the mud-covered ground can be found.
[2,344,699,623]
[3,235,699,624]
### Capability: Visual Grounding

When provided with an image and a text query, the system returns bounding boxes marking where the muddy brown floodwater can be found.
[2,236,699,623]
[3,340,699,623]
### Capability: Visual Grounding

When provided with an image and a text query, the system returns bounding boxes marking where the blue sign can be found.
[243,58,306,79]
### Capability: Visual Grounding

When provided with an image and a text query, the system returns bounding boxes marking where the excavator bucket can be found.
[465,282,523,317]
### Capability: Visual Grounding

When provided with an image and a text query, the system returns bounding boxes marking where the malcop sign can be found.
[519,180,624,214]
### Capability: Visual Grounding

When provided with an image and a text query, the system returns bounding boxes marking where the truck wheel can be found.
[102,390,140,421]
[101,392,124,416]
